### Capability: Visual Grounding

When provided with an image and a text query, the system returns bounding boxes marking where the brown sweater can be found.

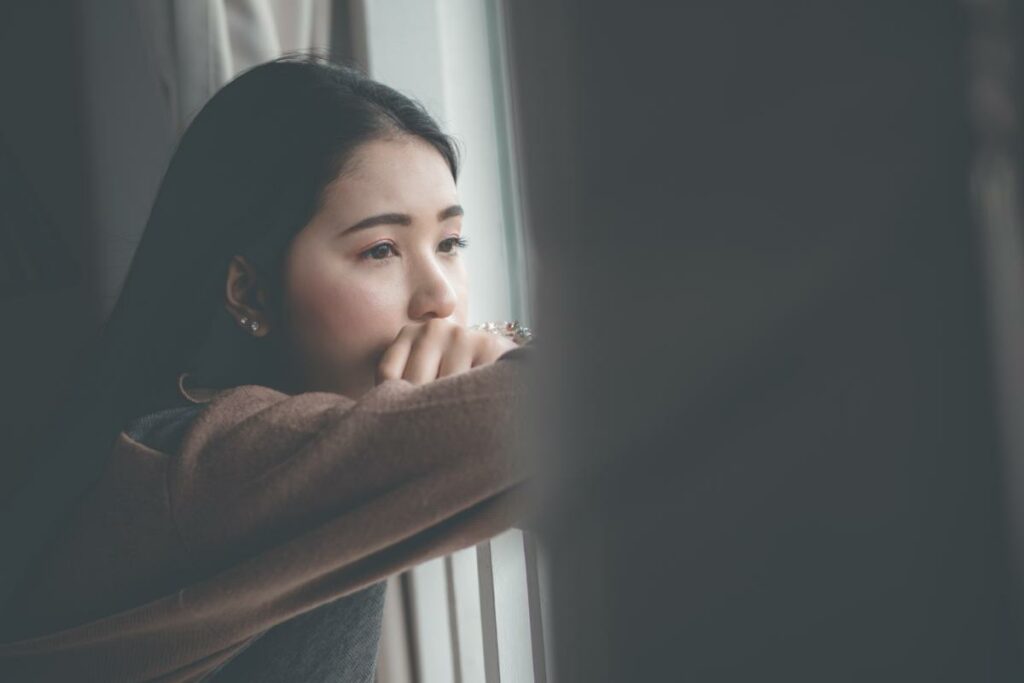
[0,344,536,682]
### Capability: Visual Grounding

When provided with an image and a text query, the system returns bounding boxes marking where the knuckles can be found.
[376,320,516,386]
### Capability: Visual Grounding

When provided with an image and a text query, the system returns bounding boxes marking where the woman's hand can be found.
[376,318,519,386]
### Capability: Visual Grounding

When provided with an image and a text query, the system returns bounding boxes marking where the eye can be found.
[440,236,470,254]
[359,236,469,263]
[359,242,398,261]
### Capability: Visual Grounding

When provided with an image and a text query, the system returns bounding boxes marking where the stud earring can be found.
[238,316,260,334]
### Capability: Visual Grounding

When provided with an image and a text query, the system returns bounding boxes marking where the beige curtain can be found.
[79,0,330,313]
[138,0,332,137]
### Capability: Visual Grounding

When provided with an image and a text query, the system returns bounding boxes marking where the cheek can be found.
[284,261,393,363]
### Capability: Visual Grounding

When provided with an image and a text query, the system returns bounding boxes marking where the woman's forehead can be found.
[323,136,458,218]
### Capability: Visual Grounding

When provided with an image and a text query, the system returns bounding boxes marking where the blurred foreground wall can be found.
[506,2,1024,681]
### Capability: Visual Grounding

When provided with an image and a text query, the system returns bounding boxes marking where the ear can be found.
[224,255,272,338]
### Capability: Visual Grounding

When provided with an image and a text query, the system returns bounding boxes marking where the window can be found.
[355,1,552,680]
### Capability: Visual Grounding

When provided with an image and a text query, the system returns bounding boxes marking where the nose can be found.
[407,256,458,322]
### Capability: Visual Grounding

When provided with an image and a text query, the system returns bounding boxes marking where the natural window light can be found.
[360,1,551,681]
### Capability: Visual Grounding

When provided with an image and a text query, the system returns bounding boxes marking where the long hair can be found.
[0,54,460,632]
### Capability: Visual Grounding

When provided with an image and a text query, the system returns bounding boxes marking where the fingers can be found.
[401,321,448,385]
[376,328,413,384]
[376,320,522,387]
[471,332,519,368]
[437,325,475,379]
[376,319,453,386]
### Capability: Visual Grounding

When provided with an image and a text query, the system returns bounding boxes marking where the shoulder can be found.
[124,403,208,455]
[123,384,295,455]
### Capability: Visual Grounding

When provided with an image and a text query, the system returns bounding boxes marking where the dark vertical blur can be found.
[0,2,95,498]
[505,1,1024,681]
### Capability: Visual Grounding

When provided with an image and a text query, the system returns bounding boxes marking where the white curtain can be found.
[138,0,332,136]
[79,0,329,314]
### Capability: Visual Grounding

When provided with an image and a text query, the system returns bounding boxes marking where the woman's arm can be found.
[169,344,536,579]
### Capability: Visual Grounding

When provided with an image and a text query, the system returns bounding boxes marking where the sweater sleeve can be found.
[169,344,537,582]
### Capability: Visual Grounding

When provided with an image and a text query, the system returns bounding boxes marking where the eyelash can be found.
[359,237,469,262]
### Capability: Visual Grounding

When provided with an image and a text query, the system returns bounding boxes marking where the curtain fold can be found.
[136,0,331,137]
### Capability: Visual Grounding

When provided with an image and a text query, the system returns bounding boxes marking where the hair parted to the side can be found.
[150,51,461,398]
[0,52,460,631]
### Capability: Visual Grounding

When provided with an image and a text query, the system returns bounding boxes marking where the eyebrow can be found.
[341,204,464,236]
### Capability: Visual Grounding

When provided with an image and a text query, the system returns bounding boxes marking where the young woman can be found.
[0,55,536,681]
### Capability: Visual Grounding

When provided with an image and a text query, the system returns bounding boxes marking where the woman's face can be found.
[279,135,469,398]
